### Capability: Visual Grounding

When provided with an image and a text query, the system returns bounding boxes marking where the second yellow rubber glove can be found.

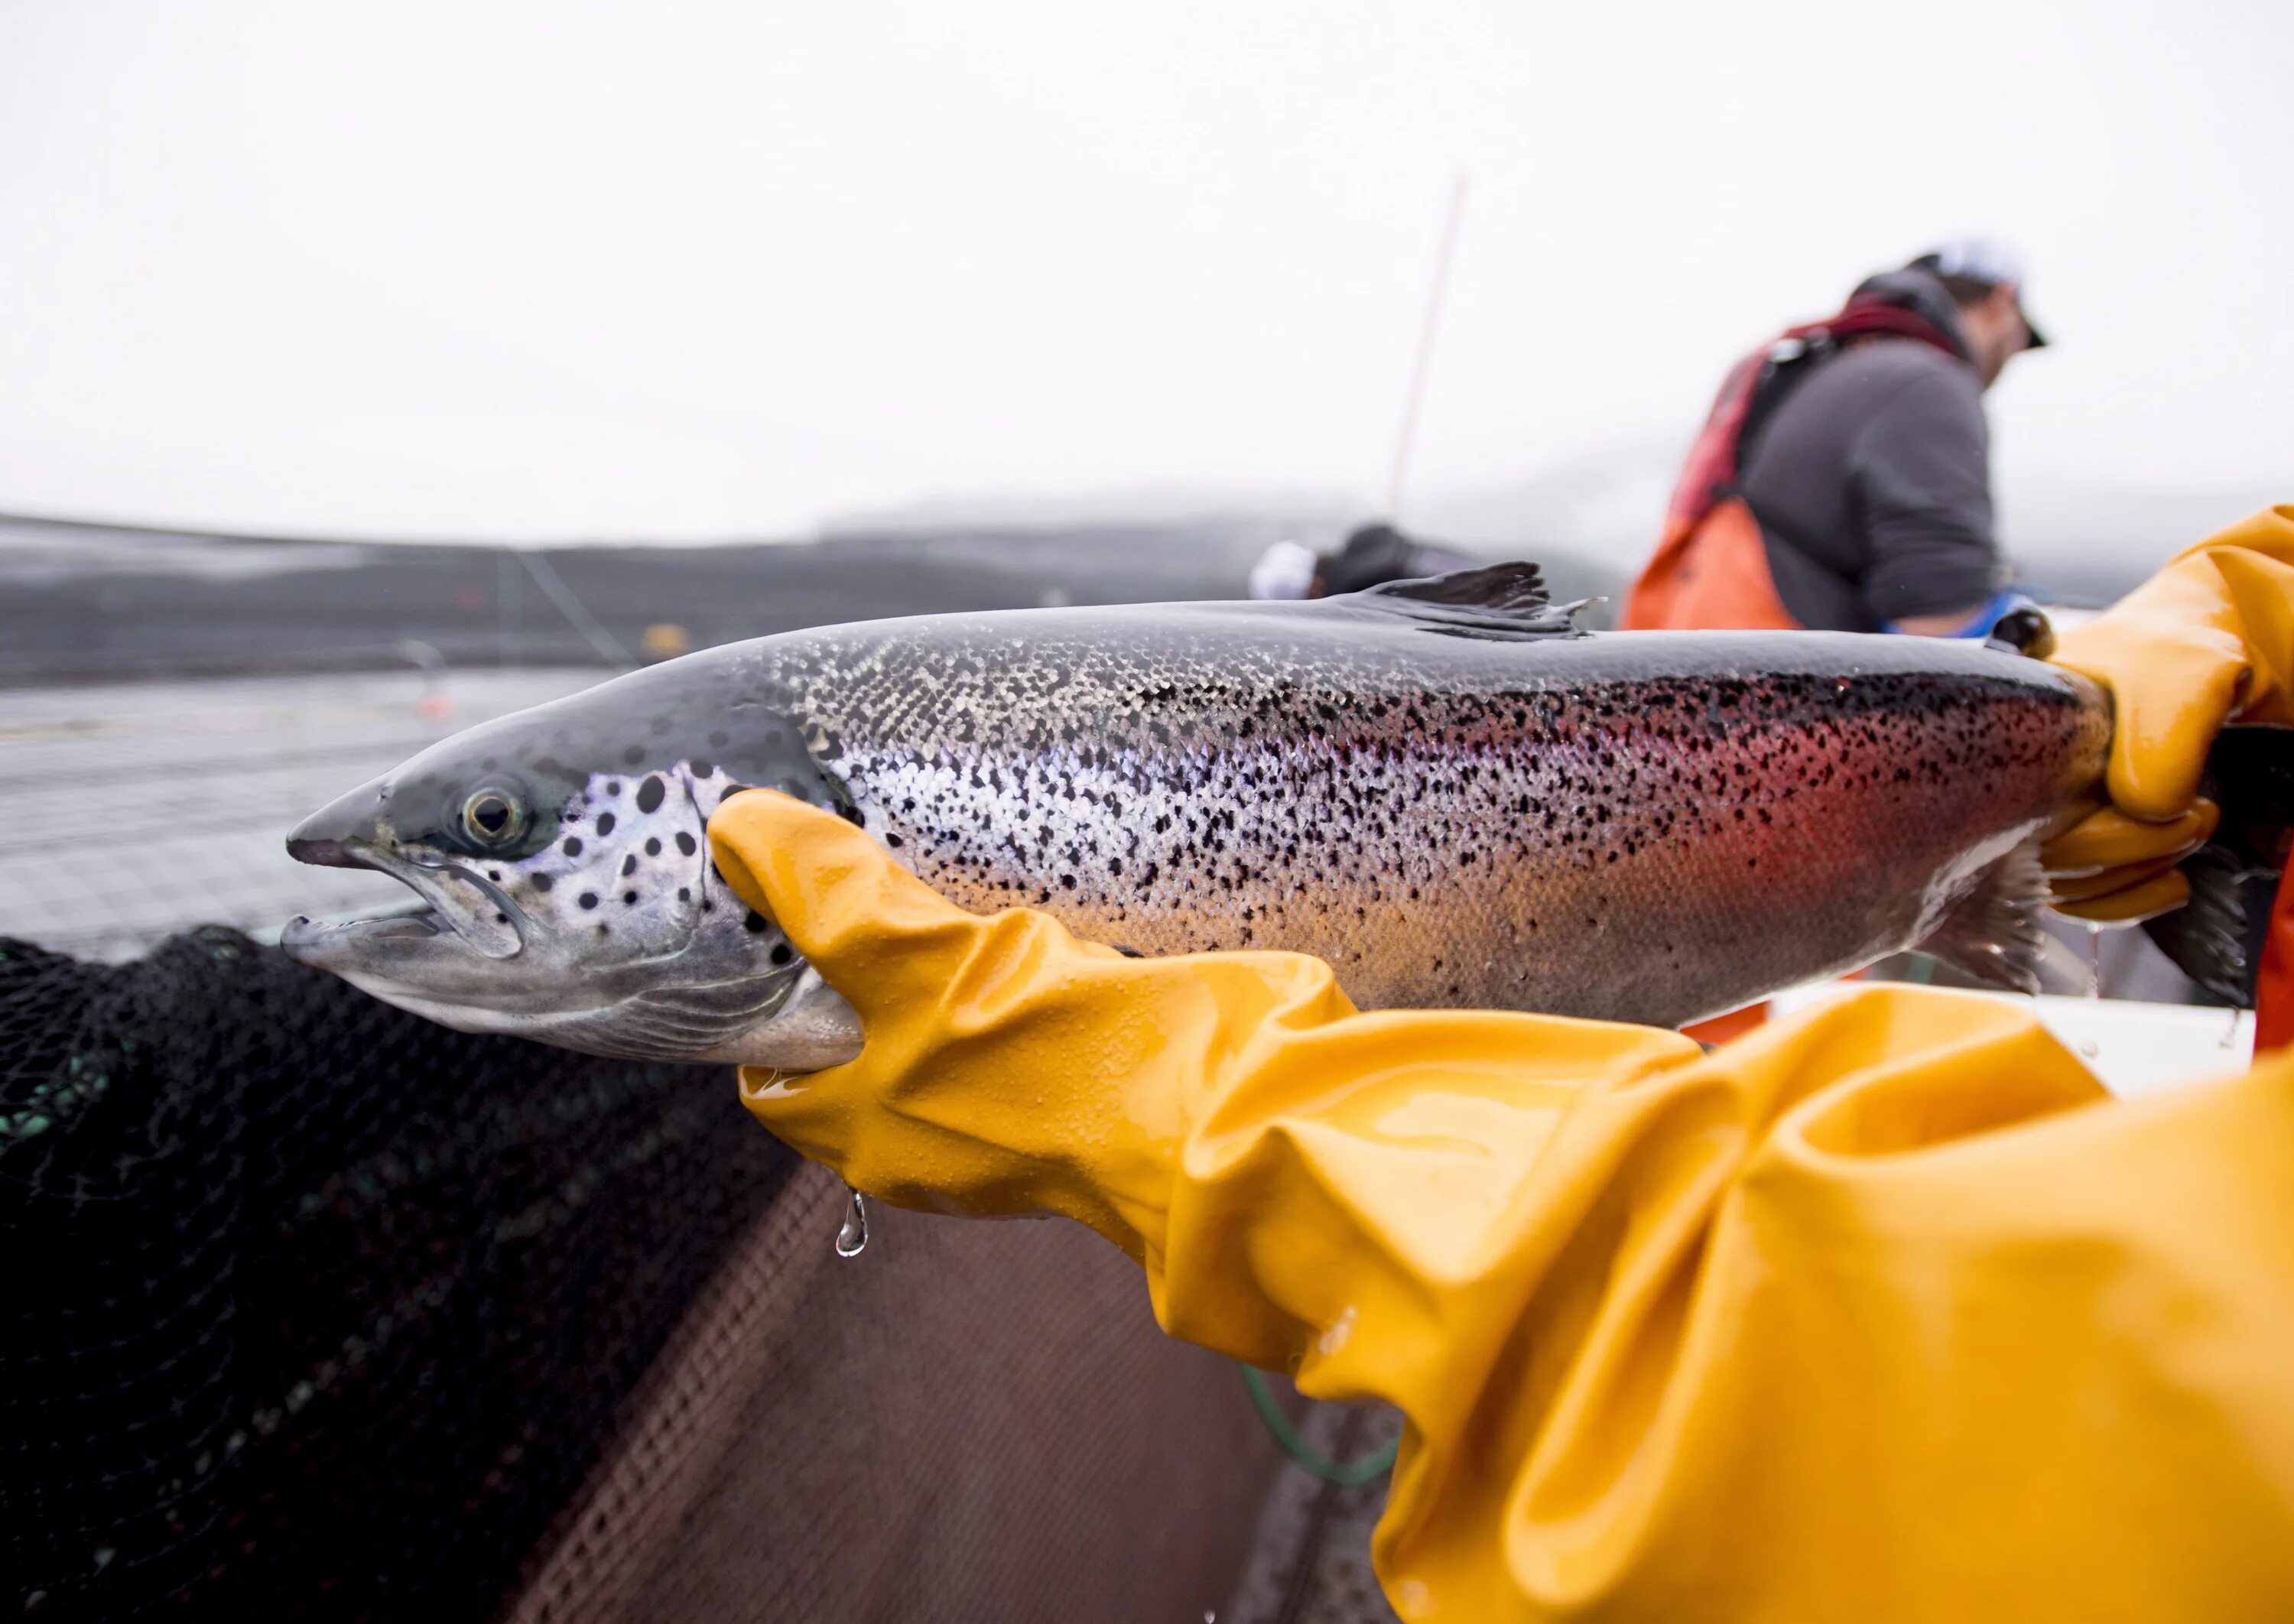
[2045,503,2294,921]
[711,789,2294,1622]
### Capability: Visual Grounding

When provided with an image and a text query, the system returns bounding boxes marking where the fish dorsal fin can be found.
[1343,563,1588,641]
[1373,561,1552,610]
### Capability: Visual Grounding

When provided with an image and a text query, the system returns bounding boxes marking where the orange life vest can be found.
[1620,496,1802,632]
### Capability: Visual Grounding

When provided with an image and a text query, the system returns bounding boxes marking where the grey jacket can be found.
[1738,268,2006,632]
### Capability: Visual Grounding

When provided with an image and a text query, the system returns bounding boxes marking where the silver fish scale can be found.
[760,605,2107,1028]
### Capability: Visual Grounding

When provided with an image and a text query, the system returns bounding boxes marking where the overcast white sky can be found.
[0,0,2286,543]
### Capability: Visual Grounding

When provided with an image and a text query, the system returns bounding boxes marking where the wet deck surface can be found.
[0,669,601,959]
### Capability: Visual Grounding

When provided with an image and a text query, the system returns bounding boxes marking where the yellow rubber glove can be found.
[713,790,2294,1624]
[2045,503,2294,922]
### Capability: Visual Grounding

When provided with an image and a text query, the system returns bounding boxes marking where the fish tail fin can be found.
[2142,726,2294,1006]
[2145,848,2275,1005]
[1916,841,2060,996]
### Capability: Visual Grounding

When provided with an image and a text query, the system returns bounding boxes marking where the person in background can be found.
[1249,522,1477,601]
[1623,241,2044,635]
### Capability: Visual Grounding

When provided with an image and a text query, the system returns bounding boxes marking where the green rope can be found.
[1236,1363,1399,1486]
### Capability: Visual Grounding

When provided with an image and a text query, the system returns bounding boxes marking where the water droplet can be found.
[834,1187,869,1259]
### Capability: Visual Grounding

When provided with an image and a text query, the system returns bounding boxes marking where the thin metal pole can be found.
[1386,171,1470,520]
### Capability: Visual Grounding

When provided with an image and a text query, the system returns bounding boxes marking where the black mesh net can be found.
[1,927,794,1622]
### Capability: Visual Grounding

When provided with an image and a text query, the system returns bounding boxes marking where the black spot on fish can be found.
[690,762,713,778]
[606,782,621,796]
[636,775,665,814]
[676,831,697,856]
[838,804,866,827]
[563,837,583,857]
[720,783,751,807]
[494,912,507,924]
[621,854,637,876]
[596,812,616,836]
[531,873,553,892]
[487,870,500,882]
[645,836,661,856]
[579,892,599,909]
[677,886,690,902]
[623,746,645,766]
[623,891,638,905]
[769,944,794,966]
[885,832,905,849]
[744,909,770,934]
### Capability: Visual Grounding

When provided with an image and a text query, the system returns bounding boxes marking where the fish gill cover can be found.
[0,927,793,1622]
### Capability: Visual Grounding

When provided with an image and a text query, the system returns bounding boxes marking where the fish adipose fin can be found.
[1915,841,2066,996]
[1345,563,1589,641]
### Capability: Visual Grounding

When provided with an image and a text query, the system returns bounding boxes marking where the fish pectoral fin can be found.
[1345,563,1589,641]
[711,967,866,1071]
[1915,840,2071,996]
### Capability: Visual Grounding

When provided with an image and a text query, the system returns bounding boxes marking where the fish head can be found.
[281,668,864,1069]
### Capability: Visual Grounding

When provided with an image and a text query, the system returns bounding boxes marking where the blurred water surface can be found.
[0,669,599,959]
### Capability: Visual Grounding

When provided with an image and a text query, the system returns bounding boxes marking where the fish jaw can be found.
[285,839,525,961]
[280,911,554,1031]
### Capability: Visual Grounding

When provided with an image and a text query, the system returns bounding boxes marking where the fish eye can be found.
[462,788,528,846]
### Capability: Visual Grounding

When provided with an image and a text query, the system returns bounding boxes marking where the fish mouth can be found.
[281,905,444,947]
[283,835,526,962]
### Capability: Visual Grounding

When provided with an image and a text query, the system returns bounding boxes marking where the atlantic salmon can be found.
[283,566,2110,1067]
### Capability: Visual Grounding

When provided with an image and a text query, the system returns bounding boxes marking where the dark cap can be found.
[1908,239,2049,349]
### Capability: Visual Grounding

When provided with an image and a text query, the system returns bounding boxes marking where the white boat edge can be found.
[1768,981,2255,1099]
